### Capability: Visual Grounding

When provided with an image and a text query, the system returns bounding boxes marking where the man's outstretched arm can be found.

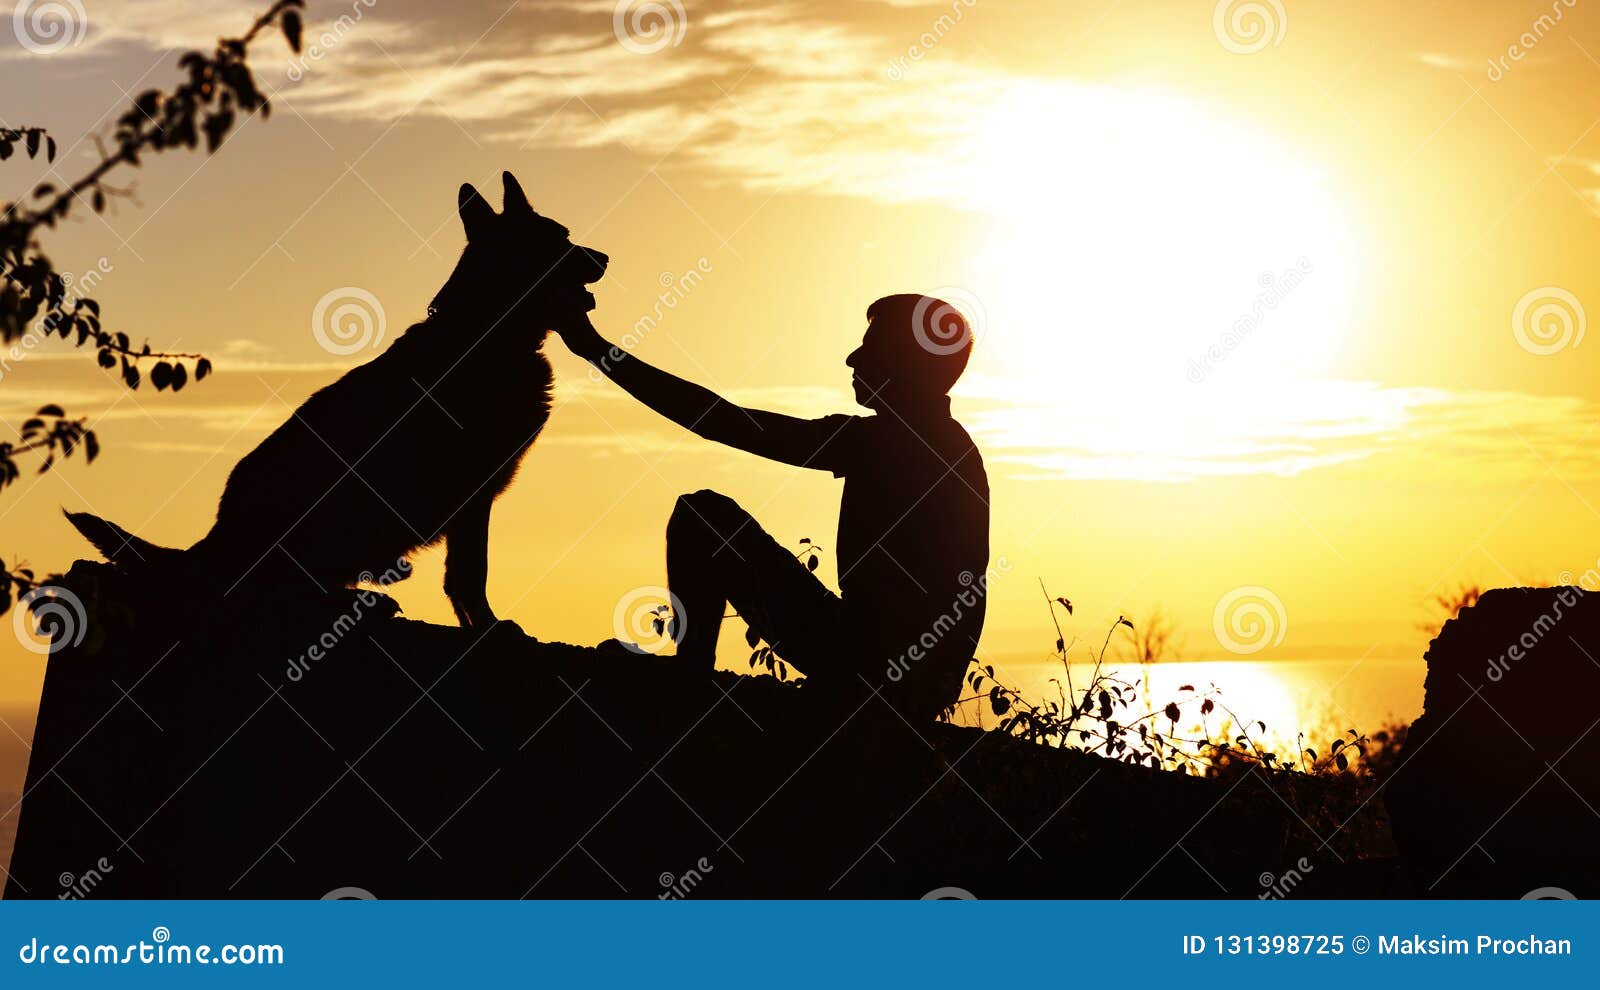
[553,317,846,469]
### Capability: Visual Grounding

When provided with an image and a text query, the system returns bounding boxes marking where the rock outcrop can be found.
[1385,586,1600,896]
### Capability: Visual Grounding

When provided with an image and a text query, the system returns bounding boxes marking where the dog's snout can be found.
[579,246,609,281]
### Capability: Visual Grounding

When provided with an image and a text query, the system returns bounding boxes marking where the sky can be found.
[5,0,1600,704]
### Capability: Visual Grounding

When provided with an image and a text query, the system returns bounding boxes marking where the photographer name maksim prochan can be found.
[1379,935,1572,956]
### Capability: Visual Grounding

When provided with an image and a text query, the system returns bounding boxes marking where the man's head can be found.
[846,294,974,411]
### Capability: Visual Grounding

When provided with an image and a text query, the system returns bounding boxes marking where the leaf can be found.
[1055,596,1073,614]
[150,361,173,390]
[282,9,304,52]
[1118,617,1134,630]
[806,555,818,572]
[1335,753,1348,771]
[1054,637,1064,652]
[84,431,99,464]
[92,189,105,213]
[36,404,64,418]
[25,130,39,158]
[991,694,1011,717]
[46,135,56,162]
[195,357,212,380]
[798,538,810,545]
[1164,702,1180,723]
[171,362,188,391]
[745,626,760,648]
[1199,698,1214,716]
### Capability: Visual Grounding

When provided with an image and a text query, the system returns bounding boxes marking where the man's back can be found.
[817,398,990,716]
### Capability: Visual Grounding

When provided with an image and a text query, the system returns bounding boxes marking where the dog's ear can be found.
[458,183,496,241]
[502,171,533,215]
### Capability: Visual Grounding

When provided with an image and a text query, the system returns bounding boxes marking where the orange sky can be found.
[7,0,1600,703]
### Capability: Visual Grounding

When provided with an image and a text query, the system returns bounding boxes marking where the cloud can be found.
[209,0,1011,203]
[958,376,1600,484]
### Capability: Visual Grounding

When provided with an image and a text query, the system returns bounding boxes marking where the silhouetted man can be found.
[553,295,988,722]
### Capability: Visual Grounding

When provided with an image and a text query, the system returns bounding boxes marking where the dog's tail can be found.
[63,509,185,569]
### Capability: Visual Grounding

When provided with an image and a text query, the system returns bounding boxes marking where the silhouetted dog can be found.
[67,172,607,629]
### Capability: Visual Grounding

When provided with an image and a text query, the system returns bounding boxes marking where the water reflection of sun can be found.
[953,657,1405,761]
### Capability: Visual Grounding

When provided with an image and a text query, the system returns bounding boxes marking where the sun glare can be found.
[956,85,1367,466]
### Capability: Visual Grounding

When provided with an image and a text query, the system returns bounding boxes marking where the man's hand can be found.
[548,311,608,363]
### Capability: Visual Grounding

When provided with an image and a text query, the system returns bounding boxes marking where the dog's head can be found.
[431,171,608,333]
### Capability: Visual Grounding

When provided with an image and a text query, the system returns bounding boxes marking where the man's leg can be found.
[665,489,845,672]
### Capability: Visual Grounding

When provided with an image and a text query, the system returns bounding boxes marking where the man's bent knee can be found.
[671,489,744,531]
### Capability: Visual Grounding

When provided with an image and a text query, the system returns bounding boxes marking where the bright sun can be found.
[950,84,1370,479]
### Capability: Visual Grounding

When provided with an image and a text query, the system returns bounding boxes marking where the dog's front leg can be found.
[444,494,497,629]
